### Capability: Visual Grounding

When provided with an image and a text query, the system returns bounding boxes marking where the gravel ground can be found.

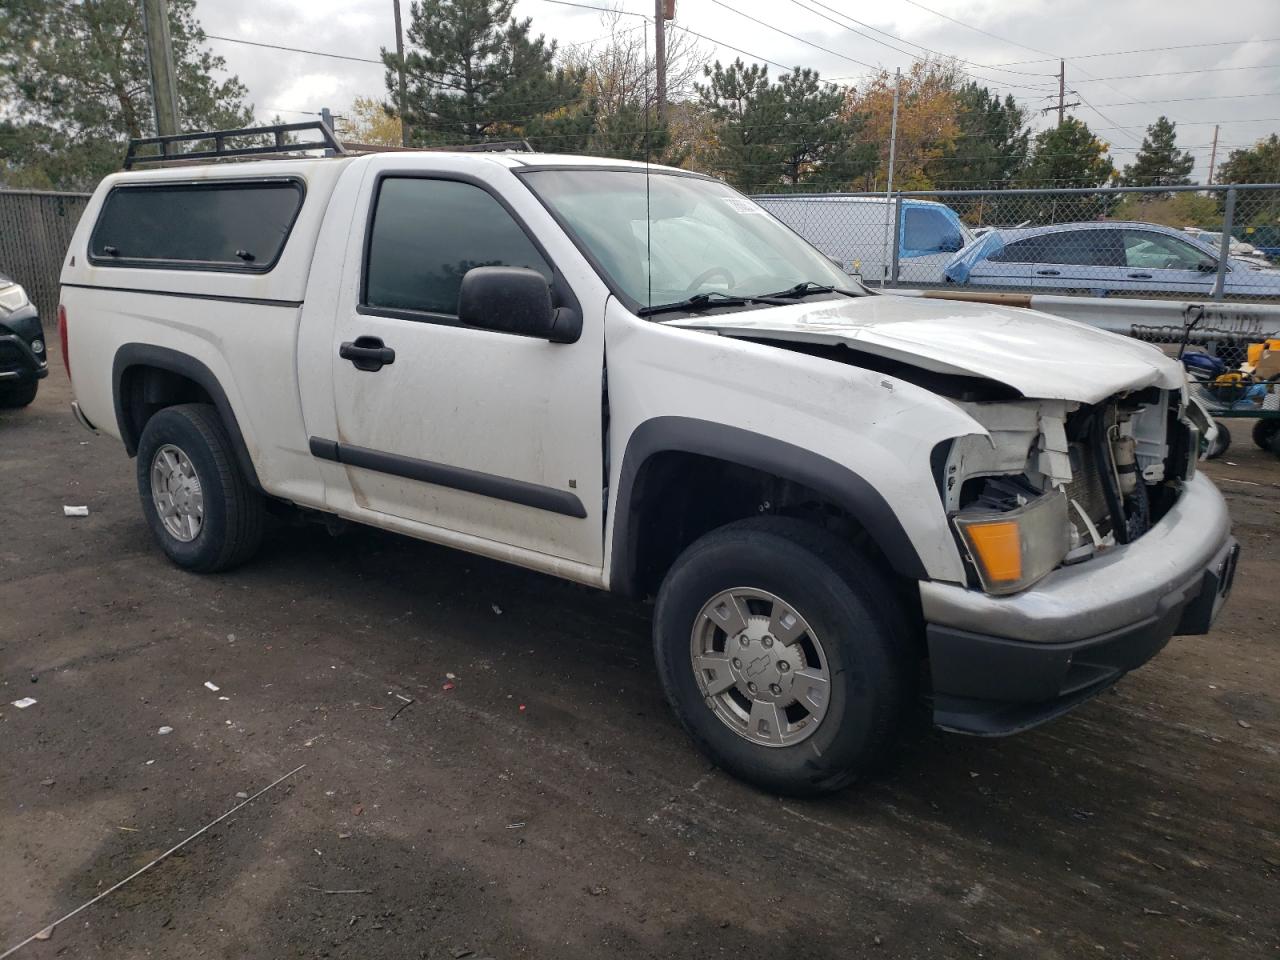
[2,352,1278,960]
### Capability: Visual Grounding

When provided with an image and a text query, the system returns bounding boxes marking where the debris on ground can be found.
[157,726,173,735]
[1237,719,1253,728]
[204,681,220,692]
[442,681,455,692]
[62,505,89,517]
[587,885,608,896]
[445,672,457,680]
[491,604,502,615]
[351,803,364,816]
[11,697,37,709]
[450,948,475,959]
[235,791,249,799]
[33,927,53,941]
[518,704,527,713]
[40,778,55,787]
[389,696,415,721]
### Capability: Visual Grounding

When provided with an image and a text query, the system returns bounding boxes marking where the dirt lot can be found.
[2,354,1278,960]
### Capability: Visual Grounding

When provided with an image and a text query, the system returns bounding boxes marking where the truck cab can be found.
[59,130,1238,795]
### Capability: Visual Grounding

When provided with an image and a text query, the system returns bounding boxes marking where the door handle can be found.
[339,336,396,372]
[1035,269,1060,276]
[1127,272,1153,279]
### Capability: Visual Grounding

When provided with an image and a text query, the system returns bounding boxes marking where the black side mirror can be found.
[458,266,581,343]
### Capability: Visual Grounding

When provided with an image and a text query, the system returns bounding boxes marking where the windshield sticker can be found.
[721,197,767,215]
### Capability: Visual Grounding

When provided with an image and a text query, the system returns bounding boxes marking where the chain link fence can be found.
[0,190,91,321]
[753,184,1280,304]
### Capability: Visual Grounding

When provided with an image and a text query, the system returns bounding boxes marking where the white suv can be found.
[58,131,1238,795]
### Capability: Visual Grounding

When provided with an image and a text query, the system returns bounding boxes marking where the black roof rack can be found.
[123,121,347,169]
[124,122,536,169]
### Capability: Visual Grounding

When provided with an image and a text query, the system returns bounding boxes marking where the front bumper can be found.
[921,473,1238,735]
[0,305,48,384]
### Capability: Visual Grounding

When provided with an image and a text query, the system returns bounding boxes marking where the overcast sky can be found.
[196,0,1280,182]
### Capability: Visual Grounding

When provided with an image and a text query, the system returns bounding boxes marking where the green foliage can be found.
[1112,192,1220,229]
[696,60,873,192]
[0,0,251,190]
[1218,134,1280,185]
[928,81,1028,222]
[385,0,586,147]
[1016,118,1116,221]
[1118,116,1194,188]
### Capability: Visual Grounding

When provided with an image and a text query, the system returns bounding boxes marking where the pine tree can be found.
[926,81,1028,223]
[384,0,585,147]
[1017,118,1116,221]
[697,60,873,192]
[1119,116,1194,188]
[0,0,251,190]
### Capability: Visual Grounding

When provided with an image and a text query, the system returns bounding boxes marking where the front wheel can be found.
[653,517,912,796]
[136,403,264,572]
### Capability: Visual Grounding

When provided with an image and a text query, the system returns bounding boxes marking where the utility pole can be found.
[140,0,181,138]
[1057,59,1065,126]
[392,0,410,146]
[882,67,901,286]
[654,0,670,123]
[1207,124,1220,184]
[1041,59,1078,125]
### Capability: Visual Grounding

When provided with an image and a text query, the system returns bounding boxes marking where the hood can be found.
[666,294,1184,405]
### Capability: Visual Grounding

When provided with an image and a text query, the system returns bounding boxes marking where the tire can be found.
[0,380,38,408]
[1203,421,1231,460]
[653,517,913,797]
[136,403,264,572]
[1252,419,1280,455]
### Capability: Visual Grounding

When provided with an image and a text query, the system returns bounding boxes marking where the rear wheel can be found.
[0,380,37,408]
[653,517,912,796]
[136,403,264,572]
[1252,419,1280,455]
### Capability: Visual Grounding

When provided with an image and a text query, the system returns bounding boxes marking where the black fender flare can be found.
[608,416,927,594]
[111,343,263,492]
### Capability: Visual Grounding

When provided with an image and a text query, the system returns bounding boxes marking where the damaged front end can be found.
[942,388,1199,596]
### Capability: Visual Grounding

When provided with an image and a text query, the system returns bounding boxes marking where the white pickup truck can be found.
[59,135,1239,795]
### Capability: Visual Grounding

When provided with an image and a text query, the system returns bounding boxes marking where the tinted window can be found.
[90,180,303,270]
[990,230,1123,266]
[902,207,963,254]
[364,178,552,316]
[1124,231,1213,270]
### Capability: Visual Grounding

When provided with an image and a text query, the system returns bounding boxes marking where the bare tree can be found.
[560,7,709,117]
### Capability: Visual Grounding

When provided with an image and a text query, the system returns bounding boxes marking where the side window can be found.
[902,207,963,255]
[988,236,1044,263]
[363,178,553,317]
[1124,231,1213,271]
[1034,230,1125,267]
[89,180,303,271]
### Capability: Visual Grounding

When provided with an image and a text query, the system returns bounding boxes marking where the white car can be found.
[59,128,1238,794]
[1185,228,1273,268]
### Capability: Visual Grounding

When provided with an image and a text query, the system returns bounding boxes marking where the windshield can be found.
[521,169,860,313]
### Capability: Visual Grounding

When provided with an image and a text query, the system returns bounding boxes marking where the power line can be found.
[1076,63,1280,83]
[206,33,384,65]
[708,0,881,72]
[984,37,1280,68]
[1090,92,1280,107]
[785,0,1058,95]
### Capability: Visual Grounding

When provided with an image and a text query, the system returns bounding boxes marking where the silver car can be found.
[946,221,1280,298]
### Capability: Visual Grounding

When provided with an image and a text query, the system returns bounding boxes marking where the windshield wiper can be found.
[760,281,858,299]
[637,291,786,317]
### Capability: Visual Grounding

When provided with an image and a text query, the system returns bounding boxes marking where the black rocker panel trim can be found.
[309,437,588,519]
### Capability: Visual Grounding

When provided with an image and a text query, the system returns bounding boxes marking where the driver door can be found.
[1120,229,1217,296]
[321,170,605,567]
